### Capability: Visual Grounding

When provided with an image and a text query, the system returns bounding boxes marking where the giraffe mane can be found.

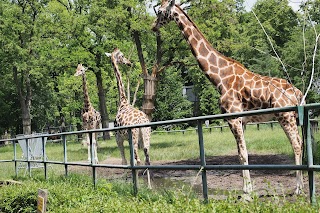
[175,4,248,71]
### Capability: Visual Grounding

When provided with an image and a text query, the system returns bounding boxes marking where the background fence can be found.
[0,103,320,204]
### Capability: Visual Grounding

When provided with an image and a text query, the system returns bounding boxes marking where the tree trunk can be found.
[95,69,111,140]
[133,30,162,121]
[53,77,67,132]
[142,76,158,121]
[21,103,32,134]
[13,66,32,135]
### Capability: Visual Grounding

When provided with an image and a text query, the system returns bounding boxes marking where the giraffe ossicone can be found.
[153,0,304,196]
[108,48,152,189]
[75,64,101,164]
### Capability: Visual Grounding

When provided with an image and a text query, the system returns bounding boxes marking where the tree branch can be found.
[56,0,71,11]
[133,30,148,75]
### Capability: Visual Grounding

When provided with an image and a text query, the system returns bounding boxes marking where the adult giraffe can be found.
[152,0,304,195]
[74,64,101,164]
[105,48,152,188]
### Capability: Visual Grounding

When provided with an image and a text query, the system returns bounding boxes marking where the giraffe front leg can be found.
[86,133,91,162]
[228,118,253,195]
[92,133,99,164]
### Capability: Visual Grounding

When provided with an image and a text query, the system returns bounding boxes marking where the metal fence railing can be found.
[1,103,320,204]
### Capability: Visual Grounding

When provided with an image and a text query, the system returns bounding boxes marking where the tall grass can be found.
[0,174,318,212]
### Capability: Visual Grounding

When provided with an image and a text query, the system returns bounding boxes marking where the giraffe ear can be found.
[169,0,175,7]
[166,0,175,14]
[105,52,112,57]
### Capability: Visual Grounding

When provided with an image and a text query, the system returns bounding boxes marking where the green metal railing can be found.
[1,103,320,204]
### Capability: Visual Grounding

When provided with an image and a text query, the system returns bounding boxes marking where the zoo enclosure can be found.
[1,103,320,204]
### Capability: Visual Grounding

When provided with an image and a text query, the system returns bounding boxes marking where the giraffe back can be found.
[115,103,151,141]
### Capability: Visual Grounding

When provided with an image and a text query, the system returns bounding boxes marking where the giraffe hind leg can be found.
[141,127,152,189]
[116,132,127,165]
[132,129,141,165]
[277,112,303,194]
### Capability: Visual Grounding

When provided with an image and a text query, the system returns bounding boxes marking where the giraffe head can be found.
[152,0,175,32]
[105,48,132,66]
[74,64,87,76]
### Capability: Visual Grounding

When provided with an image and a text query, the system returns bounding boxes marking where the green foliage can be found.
[153,67,193,121]
[0,183,37,213]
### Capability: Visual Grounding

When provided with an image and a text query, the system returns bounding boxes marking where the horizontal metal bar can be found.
[309,165,320,170]
[1,104,306,142]
[128,164,311,171]
[11,158,319,171]
[75,105,299,134]
[0,160,13,163]
[3,103,320,143]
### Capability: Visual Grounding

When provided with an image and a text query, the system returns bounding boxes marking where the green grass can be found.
[0,124,320,211]
[0,174,319,212]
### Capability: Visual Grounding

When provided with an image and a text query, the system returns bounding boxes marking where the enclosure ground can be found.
[68,154,318,200]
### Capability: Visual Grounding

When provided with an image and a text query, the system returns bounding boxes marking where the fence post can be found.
[62,135,68,177]
[89,132,97,189]
[14,140,18,178]
[42,136,47,180]
[197,121,208,203]
[26,138,31,177]
[303,109,316,204]
[128,128,138,196]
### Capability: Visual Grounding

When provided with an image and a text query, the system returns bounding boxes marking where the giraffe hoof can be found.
[238,193,253,202]
[295,188,302,195]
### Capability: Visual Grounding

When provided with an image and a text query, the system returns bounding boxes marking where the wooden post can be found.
[142,75,158,121]
[37,189,48,213]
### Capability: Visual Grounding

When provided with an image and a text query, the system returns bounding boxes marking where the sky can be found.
[147,1,305,14]
[244,0,304,11]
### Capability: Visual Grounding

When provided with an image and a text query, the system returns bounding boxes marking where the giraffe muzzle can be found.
[151,24,159,32]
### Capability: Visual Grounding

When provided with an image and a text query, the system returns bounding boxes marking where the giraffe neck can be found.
[82,74,93,111]
[112,60,128,106]
[172,5,242,92]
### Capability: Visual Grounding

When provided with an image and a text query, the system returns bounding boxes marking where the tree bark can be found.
[13,66,32,135]
[133,30,163,121]
[95,68,111,140]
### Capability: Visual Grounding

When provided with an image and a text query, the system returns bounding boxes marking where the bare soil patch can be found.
[68,154,317,200]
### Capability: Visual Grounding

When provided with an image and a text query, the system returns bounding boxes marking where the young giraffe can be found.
[105,48,151,188]
[152,0,304,195]
[74,64,101,164]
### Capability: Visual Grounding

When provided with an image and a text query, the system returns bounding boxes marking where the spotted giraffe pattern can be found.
[75,64,101,164]
[153,0,303,195]
[108,48,151,171]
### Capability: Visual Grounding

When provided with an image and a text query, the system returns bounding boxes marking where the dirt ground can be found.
[69,154,318,200]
